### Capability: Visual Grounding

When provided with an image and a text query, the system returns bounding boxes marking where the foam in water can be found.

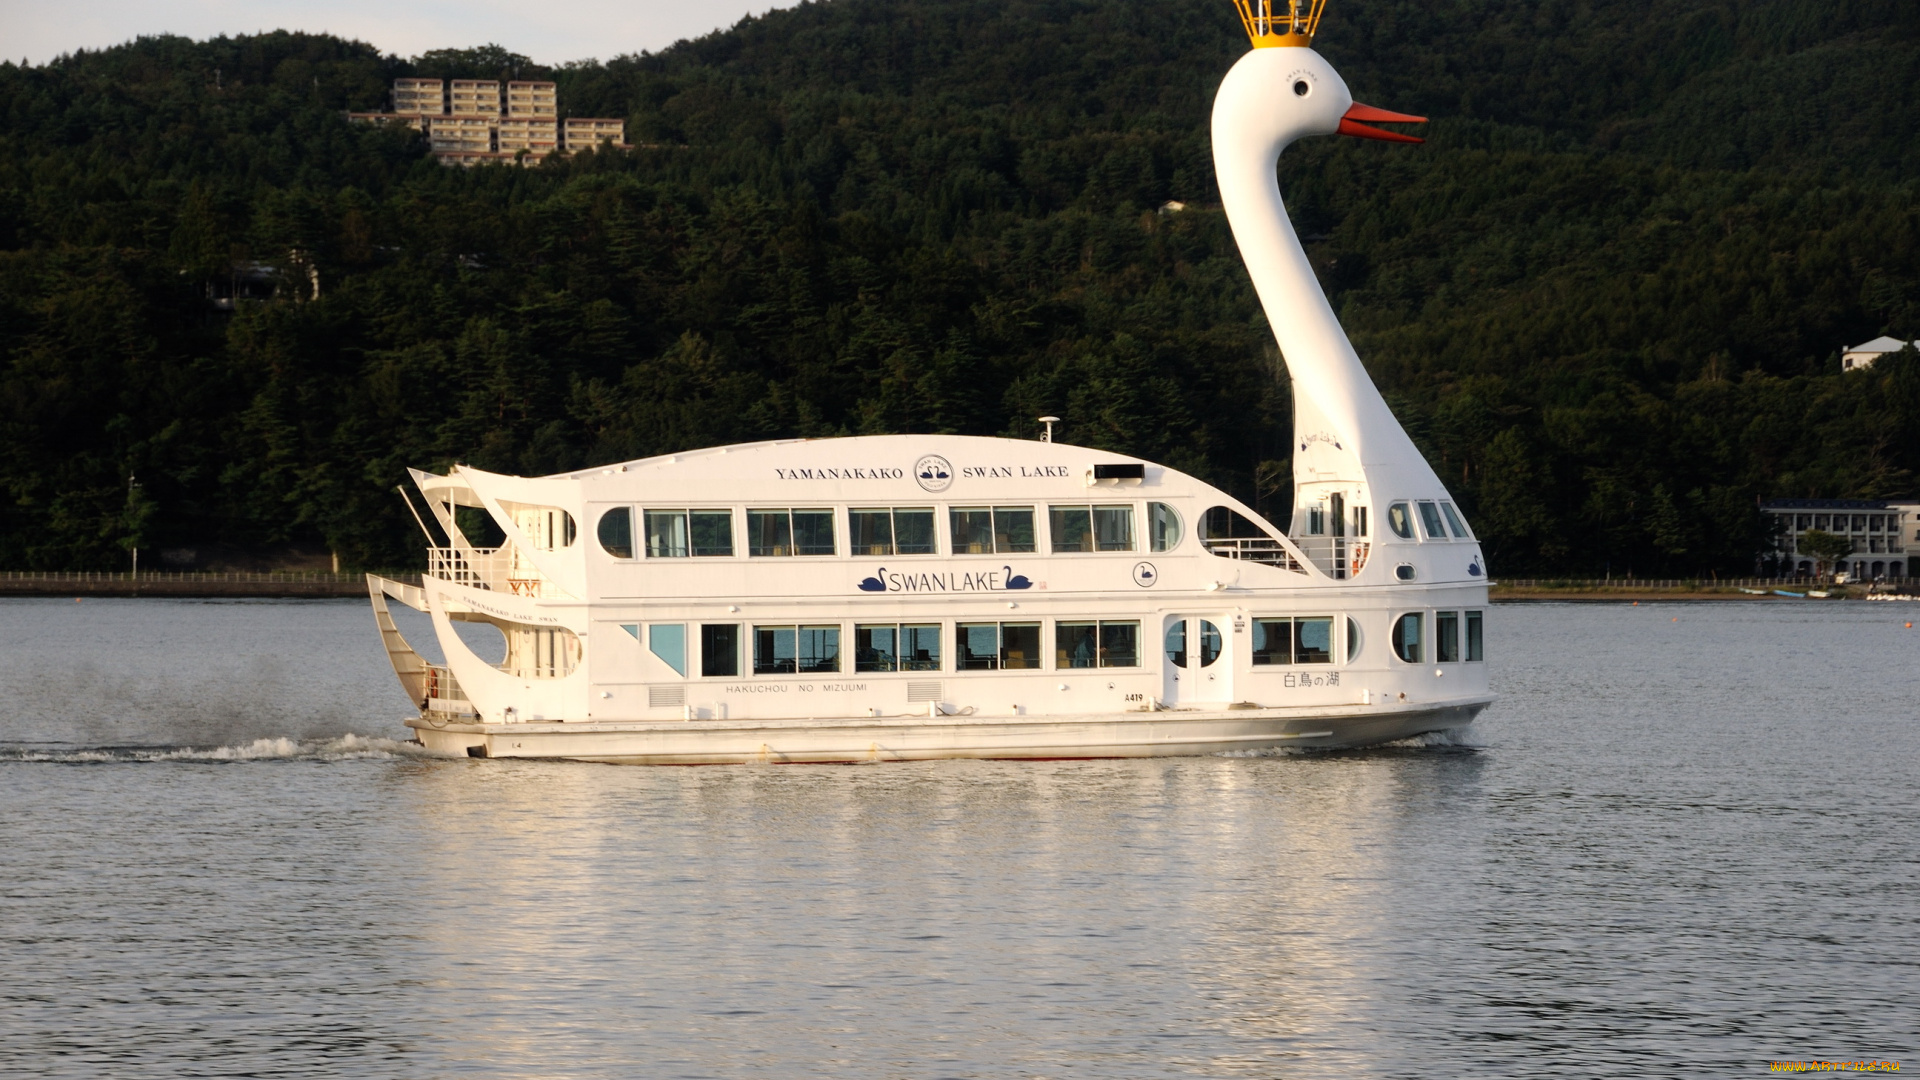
[0,732,451,763]
[1215,725,1482,757]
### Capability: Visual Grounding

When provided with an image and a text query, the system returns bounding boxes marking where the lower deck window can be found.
[649,623,686,676]
[1057,621,1139,668]
[1391,613,1423,664]
[1252,617,1333,664]
[855,623,942,672]
[1466,610,1484,661]
[753,625,841,674]
[957,622,1041,670]
[1436,611,1460,662]
[701,624,738,677]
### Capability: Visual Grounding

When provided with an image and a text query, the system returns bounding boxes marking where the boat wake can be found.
[0,732,448,764]
[1215,726,1482,757]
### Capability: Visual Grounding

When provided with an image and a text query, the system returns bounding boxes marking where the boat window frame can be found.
[700,623,739,678]
[596,505,634,559]
[853,622,943,672]
[643,508,735,558]
[1416,501,1448,541]
[848,507,939,557]
[1148,502,1183,552]
[950,505,1037,555]
[1391,612,1424,664]
[752,623,841,675]
[1253,616,1334,665]
[1436,610,1460,663]
[1056,620,1140,669]
[1386,502,1414,540]
[1439,502,1472,540]
[1465,610,1485,662]
[649,623,687,677]
[1047,504,1137,553]
[747,508,837,557]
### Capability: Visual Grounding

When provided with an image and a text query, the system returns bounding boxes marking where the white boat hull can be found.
[406,696,1489,764]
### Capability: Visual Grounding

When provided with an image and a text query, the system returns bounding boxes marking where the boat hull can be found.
[405,696,1490,764]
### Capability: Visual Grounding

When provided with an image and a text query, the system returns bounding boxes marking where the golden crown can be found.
[1232,0,1327,47]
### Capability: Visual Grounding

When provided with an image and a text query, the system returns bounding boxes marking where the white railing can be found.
[1202,537,1303,572]
[422,663,471,711]
[425,546,566,597]
[426,546,512,590]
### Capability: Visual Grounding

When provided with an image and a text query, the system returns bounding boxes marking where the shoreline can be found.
[0,572,406,599]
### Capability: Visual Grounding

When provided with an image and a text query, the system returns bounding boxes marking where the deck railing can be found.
[424,547,566,598]
[422,663,471,708]
[1201,537,1304,571]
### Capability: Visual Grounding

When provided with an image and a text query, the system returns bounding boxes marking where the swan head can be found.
[1213,46,1425,159]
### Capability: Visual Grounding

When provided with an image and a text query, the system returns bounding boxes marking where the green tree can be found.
[1796,529,1854,581]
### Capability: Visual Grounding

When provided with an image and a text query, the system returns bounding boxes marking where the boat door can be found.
[1162,616,1231,706]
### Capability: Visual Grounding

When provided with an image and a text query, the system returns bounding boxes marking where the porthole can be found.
[597,506,634,559]
[1293,80,1311,97]
[1394,563,1416,581]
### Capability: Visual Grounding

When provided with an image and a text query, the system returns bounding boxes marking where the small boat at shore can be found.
[364,1,1493,763]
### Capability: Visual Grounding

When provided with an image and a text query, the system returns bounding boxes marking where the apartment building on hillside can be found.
[347,78,628,166]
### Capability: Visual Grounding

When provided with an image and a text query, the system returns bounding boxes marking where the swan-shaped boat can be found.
[367,0,1492,762]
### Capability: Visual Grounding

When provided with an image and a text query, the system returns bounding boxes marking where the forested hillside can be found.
[2,0,1917,573]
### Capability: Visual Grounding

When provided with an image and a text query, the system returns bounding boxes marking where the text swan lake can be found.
[856,567,1038,593]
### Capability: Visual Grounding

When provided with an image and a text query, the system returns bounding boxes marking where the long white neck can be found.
[1211,48,1448,523]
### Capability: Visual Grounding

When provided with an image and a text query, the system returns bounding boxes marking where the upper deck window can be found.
[1386,503,1414,539]
[597,507,634,559]
[1049,505,1136,552]
[850,508,937,556]
[748,509,835,556]
[1416,501,1448,540]
[644,510,734,557]
[1439,502,1472,539]
[951,507,1035,555]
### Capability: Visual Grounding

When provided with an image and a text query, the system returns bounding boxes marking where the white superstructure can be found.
[366,2,1494,762]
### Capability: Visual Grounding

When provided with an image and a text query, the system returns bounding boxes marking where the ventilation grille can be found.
[649,685,686,707]
[906,681,944,703]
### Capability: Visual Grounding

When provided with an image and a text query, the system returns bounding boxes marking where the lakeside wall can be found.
[0,571,419,598]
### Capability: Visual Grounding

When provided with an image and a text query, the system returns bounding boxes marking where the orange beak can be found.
[1339,103,1427,144]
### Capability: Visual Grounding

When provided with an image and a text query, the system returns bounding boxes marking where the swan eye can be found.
[1292,80,1310,97]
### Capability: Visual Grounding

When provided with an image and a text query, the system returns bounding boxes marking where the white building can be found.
[1762,498,1914,580]
[1841,336,1914,372]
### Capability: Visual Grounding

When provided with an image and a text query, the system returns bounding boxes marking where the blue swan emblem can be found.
[1003,566,1034,590]
[919,463,949,482]
[858,568,887,592]
[1467,560,1483,577]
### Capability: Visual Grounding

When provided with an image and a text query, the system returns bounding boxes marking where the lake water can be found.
[1,598,1914,1078]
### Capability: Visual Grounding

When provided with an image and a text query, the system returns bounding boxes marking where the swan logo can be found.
[1133,561,1158,588]
[913,454,953,492]
[856,566,1034,593]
